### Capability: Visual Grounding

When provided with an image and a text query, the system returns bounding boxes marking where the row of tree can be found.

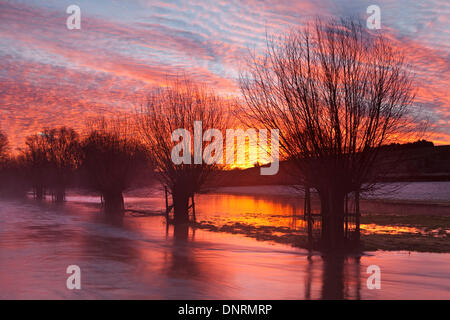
[0,122,149,212]
[0,18,418,250]
[0,79,229,220]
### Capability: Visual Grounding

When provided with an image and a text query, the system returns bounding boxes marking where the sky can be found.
[0,0,449,149]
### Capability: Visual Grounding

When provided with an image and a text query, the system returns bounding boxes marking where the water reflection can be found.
[167,222,363,300]
[319,254,362,300]
[321,254,345,299]
[304,253,313,299]
[195,192,450,236]
[0,195,449,299]
[167,223,200,280]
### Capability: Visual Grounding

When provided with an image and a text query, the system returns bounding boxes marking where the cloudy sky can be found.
[0,0,449,147]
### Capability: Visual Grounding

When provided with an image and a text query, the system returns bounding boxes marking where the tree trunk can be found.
[35,185,44,200]
[320,189,345,250]
[172,190,190,224]
[173,222,189,240]
[321,254,345,299]
[103,190,124,213]
[55,186,65,203]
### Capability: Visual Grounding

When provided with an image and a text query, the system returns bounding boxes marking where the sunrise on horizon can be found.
[0,0,449,304]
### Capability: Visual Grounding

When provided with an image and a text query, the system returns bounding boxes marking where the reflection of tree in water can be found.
[164,222,241,299]
[165,223,203,279]
[16,199,97,244]
[321,254,345,299]
[173,222,191,241]
[304,253,313,300]
[320,254,361,300]
[82,213,140,263]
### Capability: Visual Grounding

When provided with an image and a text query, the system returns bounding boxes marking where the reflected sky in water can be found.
[0,192,449,299]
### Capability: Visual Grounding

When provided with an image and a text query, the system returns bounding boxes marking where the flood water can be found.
[0,184,449,299]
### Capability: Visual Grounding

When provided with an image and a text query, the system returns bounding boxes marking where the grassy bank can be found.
[195,214,450,253]
[361,214,449,252]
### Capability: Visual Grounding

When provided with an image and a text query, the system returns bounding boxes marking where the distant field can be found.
[213,182,450,203]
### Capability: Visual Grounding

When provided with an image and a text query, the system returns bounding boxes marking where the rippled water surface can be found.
[0,186,449,299]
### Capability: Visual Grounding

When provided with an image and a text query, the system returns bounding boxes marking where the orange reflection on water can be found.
[195,193,308,230]
[360,224,422,235]
[1,194,449,299]
[193,192,442,237]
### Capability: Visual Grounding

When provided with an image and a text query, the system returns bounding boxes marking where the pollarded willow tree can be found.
[138,79,230,224]
[81,117,148,213]
[240,18,416,248]
[44,127,81,202]
[23,127,81,202]
[23,131,52,199]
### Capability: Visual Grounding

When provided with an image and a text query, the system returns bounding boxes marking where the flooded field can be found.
[0,182,449,299]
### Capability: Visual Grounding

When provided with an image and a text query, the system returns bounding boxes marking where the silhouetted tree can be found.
[138,79,230,224]
[0,155,28,197]
[81,118,148,214]
[0,130,12,195]
[22,127,81,201]
[0,130,8,164]
[23,132,52,199]
[44,127,81,202]
[240,18,416,249]
[0,130,28,198]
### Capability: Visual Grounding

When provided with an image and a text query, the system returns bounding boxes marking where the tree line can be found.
[0,79,230,221]
[0,120,149,211]
[0,18,419,250]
